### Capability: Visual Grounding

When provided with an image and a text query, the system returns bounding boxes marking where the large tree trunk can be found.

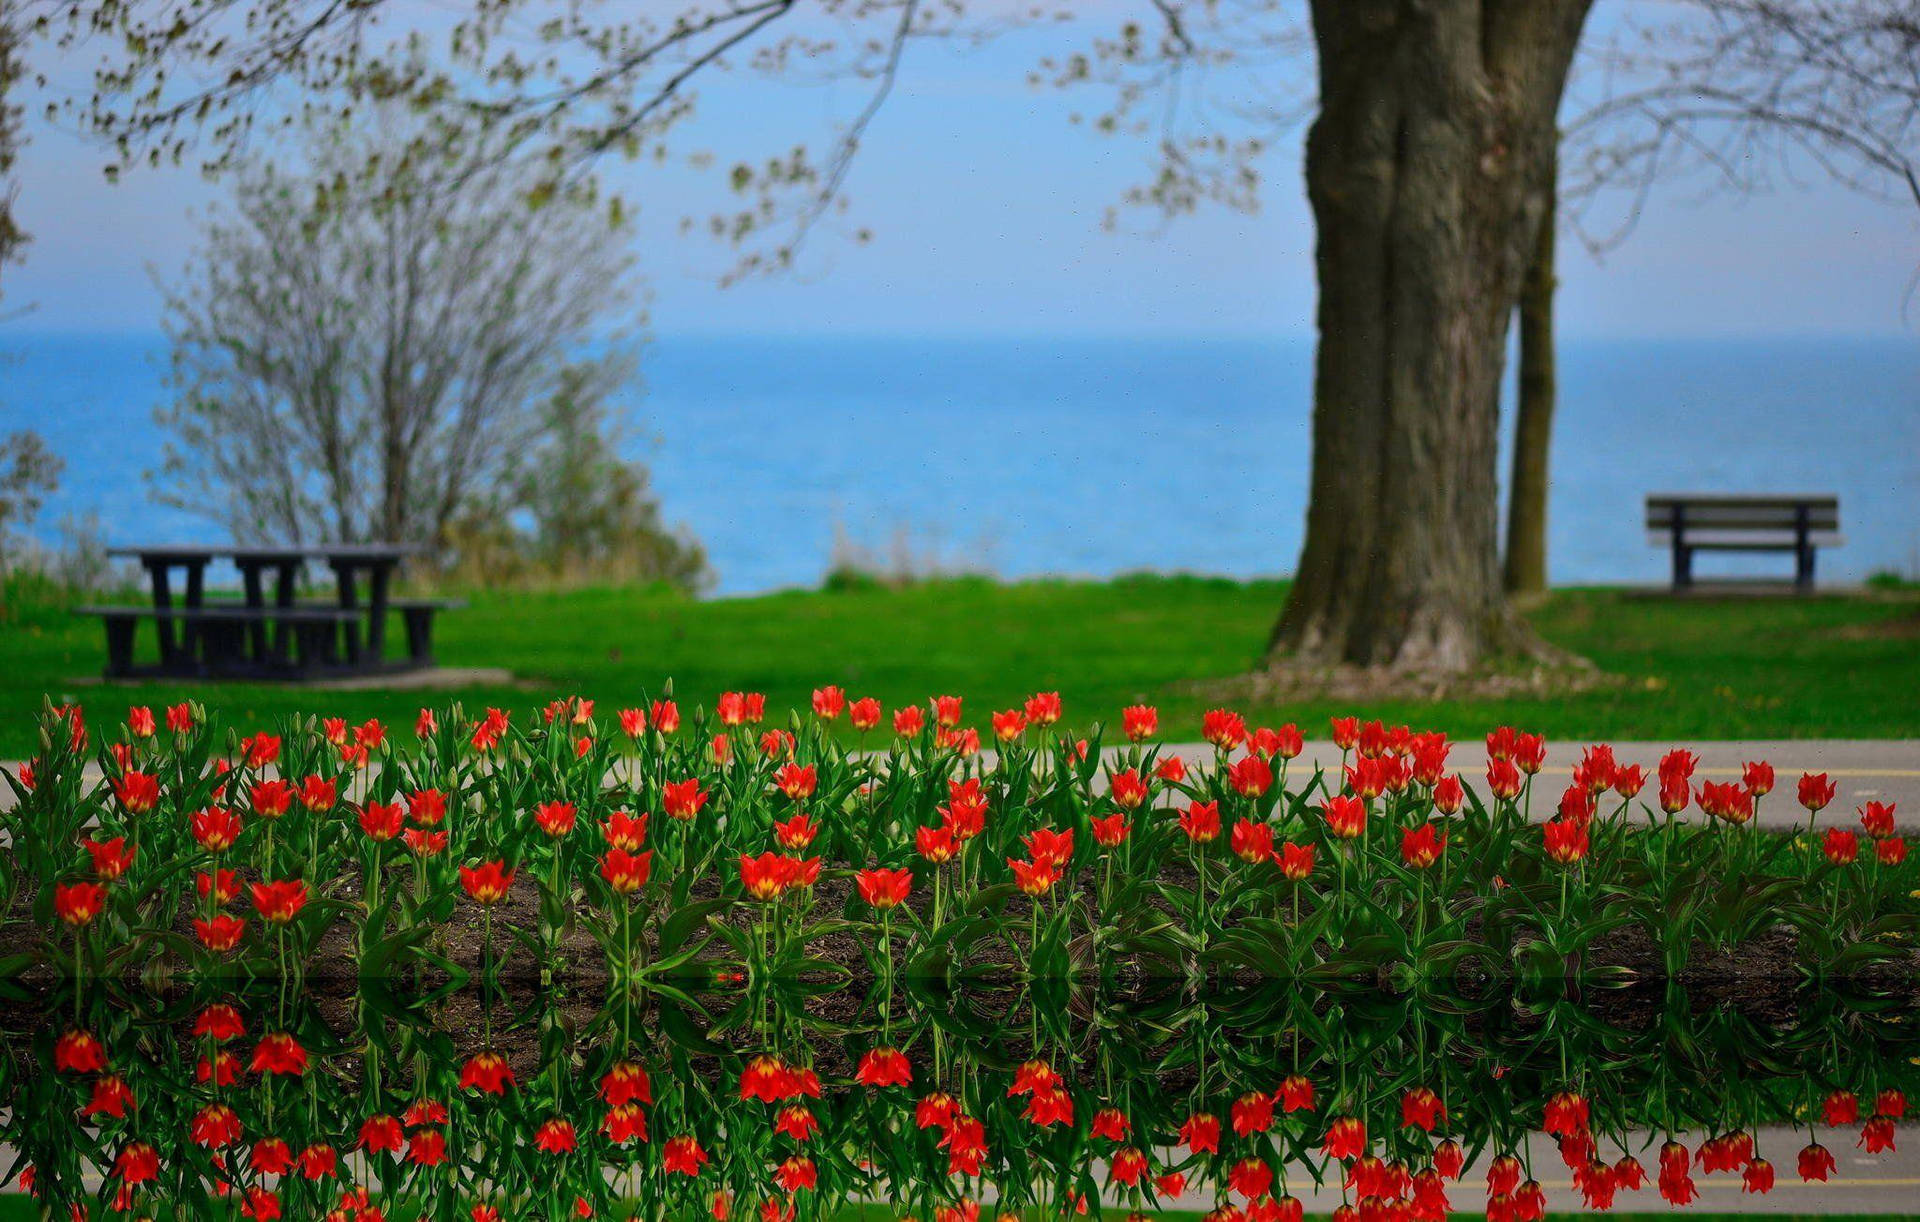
[1504,147,1558,597]
[1267,0,1592,673]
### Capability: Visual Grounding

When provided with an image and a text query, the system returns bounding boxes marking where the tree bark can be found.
[1504,147,1558,597]
[1267,0,1592,673]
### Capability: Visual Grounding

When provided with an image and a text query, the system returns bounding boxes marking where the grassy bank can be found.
[2,575,1917,756]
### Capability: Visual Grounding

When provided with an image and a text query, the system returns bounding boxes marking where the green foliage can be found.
[4,577,1920,758]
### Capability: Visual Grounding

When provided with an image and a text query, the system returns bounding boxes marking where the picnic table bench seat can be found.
[1645,494,1842,591]
[75,604,366,679]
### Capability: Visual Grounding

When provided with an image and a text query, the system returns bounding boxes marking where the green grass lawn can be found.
[2,575,1917,757]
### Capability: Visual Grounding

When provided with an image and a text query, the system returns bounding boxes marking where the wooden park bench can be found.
[76,543,461,680]
[1646,494,1842,591]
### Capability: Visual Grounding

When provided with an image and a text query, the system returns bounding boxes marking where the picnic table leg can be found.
[147,561,178,666]
[365,562,393,665]
[270,562,298,661]
[332,561,363,664]
[181,560,208,667]
[240,561,269,661]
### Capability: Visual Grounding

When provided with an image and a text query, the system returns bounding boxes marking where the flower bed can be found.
[4,691,1916,985]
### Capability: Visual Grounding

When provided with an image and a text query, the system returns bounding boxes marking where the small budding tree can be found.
[152,112,706,588]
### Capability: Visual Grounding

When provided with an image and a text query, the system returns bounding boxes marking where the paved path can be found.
[1148,740,1920,829]
[1155,1125,1920,1215]
[3,740,1916,826]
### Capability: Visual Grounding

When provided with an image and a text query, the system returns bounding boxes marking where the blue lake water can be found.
[2,332,1915,593]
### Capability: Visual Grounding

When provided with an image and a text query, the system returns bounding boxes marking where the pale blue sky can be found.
[5,7,1916,340]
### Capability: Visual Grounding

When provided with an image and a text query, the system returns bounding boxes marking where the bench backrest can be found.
[1646,495,1839,533]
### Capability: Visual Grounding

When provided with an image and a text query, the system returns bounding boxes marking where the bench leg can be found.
[403,608,436,667]
[1672,545,1693,590]
[102,618,136,679]
[1797,544,1816,591]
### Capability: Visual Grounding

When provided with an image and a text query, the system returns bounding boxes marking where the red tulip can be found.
[113,1142,160,1184]
[1110,1146,1149,1186]
[1007,857,1059,896]
[1742,1158,1775,1194]
[603,810,649,851]
[1021,691,1062,724]
[1861,800,1897,837]
[1543,819,1588,865]
[194,914,247,951]
[1232,1091,1275,1136]
[1025,826,1074,868]
[1229,754,1273,797]
[533,800,577,837]
[810,685,846,720]
[250,1032,308,1076]
[1122,704,1158,741]
[1091,812,1130,847]
[114,770,160,813]
[1401,1086,1446,1132]
[601,848,653,894]
[1180,1111,1221,1154]
[1181,800,1222,843]
[855,1047,913,1087]
[1797,1143,1836,1182]
[1108,768,1148,810]
[773,762,816,800]
[1275,842,1315,881]
[931,694,963,727]
[126,705,155,737]
[1823,1091,1860,1126]
[1322,795,1366,840]
[1277,1073,1315,1112]
[251,879,309,923]
[55,881,106,926]
[1486,757,1523,801]
[774,1155,817,1193]
[1743,760,1775,797]
[405,828,449,856]
[459,1051,514,1094]
[1229,1157,1273,1200]
[85,836,136,880]
[1799,772,1838,812]
[1332,716,1361,750]
[664,1134,710,1176]
[458,862,514,905]
[991,708,1027,740]
[1823,827,1859,864]
[663,778,709,820]
[1400,823,1445,869]
[1877,836,1907,865]
[358,801,404,842]
[1203,709,1248,749]
[1323,1114,1367,1160]
[1232,819,1274,864]
[855,867,913,910]
[916,823,957,863]
[299,774,336,812]
[1860,1115,1896,1153]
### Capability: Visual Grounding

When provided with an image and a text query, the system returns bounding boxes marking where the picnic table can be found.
[77,543,460,681]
